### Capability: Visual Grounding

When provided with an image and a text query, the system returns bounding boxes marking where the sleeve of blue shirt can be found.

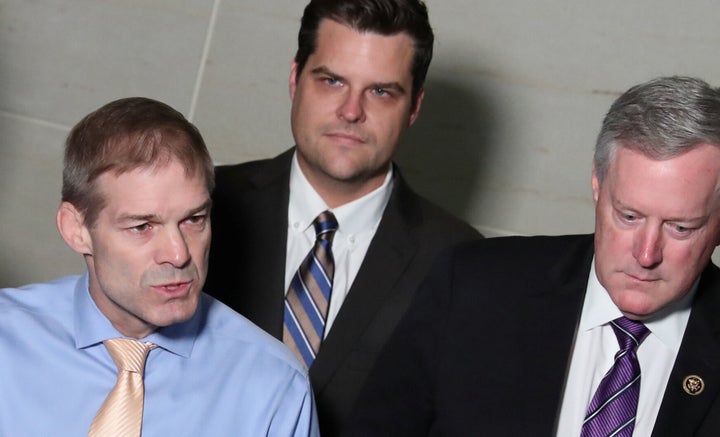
[270,372,320,436]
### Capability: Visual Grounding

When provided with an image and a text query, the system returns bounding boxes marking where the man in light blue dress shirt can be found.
[0,97,319,436]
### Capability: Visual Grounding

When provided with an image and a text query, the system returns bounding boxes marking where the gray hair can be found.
[594,76,720,183]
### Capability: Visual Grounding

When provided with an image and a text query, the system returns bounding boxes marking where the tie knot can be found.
[104,338,156,374]
[610,317,650,352]
[313,210,338,242]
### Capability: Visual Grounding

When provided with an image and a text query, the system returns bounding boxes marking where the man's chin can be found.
[609,289,659,320]
[154,298,199,326]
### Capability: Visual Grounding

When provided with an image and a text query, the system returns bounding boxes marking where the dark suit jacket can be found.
[204,148,481,436]
[346,234,720,436]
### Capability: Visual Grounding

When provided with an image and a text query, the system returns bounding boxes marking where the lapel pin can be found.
[682,375,704,396]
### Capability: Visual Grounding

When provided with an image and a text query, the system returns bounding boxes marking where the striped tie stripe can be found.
[88,338,156,437]
[581,317,649,437]
[283,211,338,367]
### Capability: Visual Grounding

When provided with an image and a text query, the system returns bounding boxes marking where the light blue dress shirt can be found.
[0,274,319,436]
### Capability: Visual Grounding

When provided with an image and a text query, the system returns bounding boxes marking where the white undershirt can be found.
[285,152,393,336]
[555,258,695,436]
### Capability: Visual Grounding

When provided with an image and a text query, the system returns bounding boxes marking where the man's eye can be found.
[373,88,388,96]
[670,223,693,234]
[186,215,207,225]
[324,77,341,86]
[130,223,151,233]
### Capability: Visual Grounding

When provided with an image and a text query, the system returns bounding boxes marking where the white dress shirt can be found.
[555,259,695,436]
[285,152,393,336]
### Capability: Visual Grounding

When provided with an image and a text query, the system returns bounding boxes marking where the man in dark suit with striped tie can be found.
[203,0,481,435]
[348,76,720,436]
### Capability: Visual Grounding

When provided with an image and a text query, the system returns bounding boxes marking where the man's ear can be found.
[591,165,600,205]
[289,60,299,101]
[56,202,92,255]
[408,87,425,127]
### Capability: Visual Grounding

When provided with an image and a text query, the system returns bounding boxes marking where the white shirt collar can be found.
[288,151,393,235]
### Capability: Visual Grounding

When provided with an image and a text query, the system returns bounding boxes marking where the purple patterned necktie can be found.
[581,317,650,437]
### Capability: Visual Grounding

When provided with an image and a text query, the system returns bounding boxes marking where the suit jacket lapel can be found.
[519,236,594,433]
[239,149,293,338]
[652,263,720,436]
[310,172,418,391]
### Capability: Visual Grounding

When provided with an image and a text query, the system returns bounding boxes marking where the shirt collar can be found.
[73,271,200,358]
[580,257,695,352]
[288,151,393,235]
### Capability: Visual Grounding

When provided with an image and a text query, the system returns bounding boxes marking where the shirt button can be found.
[348,235,356,244]
[293,222,300,229]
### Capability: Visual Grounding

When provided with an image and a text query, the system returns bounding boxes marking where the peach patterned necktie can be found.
[88,338,156,437]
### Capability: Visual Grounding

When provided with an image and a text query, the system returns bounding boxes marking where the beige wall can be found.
[2,0,720,286]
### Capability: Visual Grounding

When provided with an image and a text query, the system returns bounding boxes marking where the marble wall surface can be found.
[2,0,719,286]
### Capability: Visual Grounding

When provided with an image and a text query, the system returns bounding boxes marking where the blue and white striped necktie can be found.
[283,210,338,367]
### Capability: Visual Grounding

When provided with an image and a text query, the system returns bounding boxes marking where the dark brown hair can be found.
[295,0,434,104]
[62,97,214,226]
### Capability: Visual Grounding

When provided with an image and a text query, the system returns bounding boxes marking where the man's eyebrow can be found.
[310,65,344,80]
[310,65,407,94]
[117,213,159,223]
[188,200,213,216]
[612,196,707,223]
[116,200,212,223]
[370,80,407,94]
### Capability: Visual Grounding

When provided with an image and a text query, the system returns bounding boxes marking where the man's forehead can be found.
[314,18,415,54]
[606,145,720,213]
[99,159,209,188]
[94,163,210,217]
[309,20,415,81]
[318,17,412,38]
